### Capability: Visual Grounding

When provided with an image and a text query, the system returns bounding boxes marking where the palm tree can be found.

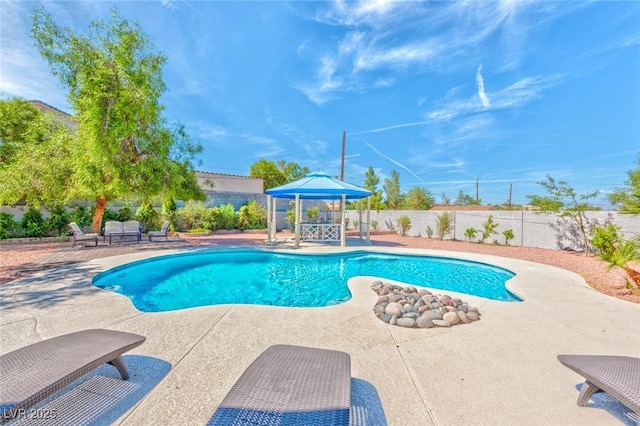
[599,238,640,291]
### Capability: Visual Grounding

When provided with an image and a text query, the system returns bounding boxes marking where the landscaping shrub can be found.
[464,227,478,242]
[426,225,434,238]
[591,223,621,256]
[69,205,92,229]
[0,212,18,240]
[436,211,453,240]
[135,201,160,232]
[217,204,236,230]
[179,200,208,231]
[481,215,499,243]
[503,229,515,245]
[162,199,178,231]
[20,207,47,238]
[306,207,320,222]
[396,215,411,236]
[236,200,266,230]
[46,205,70,236]
[116,205,133,222]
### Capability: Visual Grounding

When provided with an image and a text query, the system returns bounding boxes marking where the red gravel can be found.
[1,234,638,304]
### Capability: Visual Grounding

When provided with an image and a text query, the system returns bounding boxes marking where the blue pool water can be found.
[92,250,518,312]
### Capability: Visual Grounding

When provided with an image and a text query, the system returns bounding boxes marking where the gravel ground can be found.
[1,234,638,304]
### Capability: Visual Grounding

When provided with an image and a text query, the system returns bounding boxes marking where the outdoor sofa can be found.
[103,220,141,245]
[148,221,170,241]
[0,329,145,423]
[208,344,351,425]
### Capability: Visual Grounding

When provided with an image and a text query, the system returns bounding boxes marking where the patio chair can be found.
[557,354,640,419]
[69,222,98,247]
[148,221,171,241]
[0,329,145,423]
[208,344,351,425]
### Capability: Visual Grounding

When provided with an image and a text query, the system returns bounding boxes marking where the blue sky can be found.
[1,0,639,206]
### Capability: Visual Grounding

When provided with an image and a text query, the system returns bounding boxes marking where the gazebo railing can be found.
[300,223,340,242]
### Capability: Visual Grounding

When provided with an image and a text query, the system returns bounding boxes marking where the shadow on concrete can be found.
[7,355,171,426]
[573,383,638,426]
[350,377,388,425]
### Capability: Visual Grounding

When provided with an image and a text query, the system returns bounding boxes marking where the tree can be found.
[480,215,499,243]
[363,166,385,211]
[608,156,640,210]
[527,175,599,254]
[32,8,202,232]
[383,170,402,209]
[435,211,453,240]
[277,160,309,182]
[454,190,480,206]
[403,187,435,210]
[0,98,75,208]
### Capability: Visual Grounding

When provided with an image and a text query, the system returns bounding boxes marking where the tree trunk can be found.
[624,267,640,290]
[92,195,107,234]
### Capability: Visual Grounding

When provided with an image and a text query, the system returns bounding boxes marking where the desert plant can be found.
[591,223,621,256]
[162,199,178,231]
[306,206,320,222]
[371,220,378,231]
[352,219,359,230]
[46,205,70,236]
[0,212,18,240]
[426,225,434,238]
[396,215,411,236]
[179,200,208,230]
[464,227,478,242]
[284,208,296,231]
[435,211,453,240]
[480,215,499,243]
[20,207,47,238]
[503,229,515,245]
[599,238,640,291]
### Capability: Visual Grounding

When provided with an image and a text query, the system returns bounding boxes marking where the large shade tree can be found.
[249,159,309,191]
[383,169,402,209]
[31,8,203,232]
[0,98,75,207]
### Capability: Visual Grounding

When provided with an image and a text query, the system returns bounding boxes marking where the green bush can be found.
[135,202,159,232]
[284,208,296,231]
[396,215,412,236]
[69,205,92,228]
[162,199,178,231]
[202,207,220,231]
[117,205,133,222]
[464,227,478,242]
[591,223,621,256]
[179,200,208,231]
[0,212,18,240]
[217,204,236,230]
[426,225,434,238]
[436,211,453,240]
[46,205,70,236]
[236,200,267,230]
[21,207,48,238]
[503,229,515,245]
[306,206,320,222]
[99,208,119,229]
[481,215,499,243]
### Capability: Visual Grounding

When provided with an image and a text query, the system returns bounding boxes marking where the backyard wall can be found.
[344,210,640,251]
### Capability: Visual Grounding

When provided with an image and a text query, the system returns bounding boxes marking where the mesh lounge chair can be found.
[557,354,640,420]
[148,221,170,241]
[0,329,145,423]
[69,222,98,247]
[208,344,351,425]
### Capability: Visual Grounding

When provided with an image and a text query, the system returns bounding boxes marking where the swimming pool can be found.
[93,249,518,312]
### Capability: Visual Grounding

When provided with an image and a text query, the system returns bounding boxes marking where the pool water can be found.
[92,250,518,312]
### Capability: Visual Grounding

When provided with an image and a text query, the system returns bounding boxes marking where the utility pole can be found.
[340,131,346,181]
[476,178,479,204]
[508,183,513,209]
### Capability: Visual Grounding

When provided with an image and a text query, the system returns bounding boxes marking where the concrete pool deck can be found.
[1,243,639,425]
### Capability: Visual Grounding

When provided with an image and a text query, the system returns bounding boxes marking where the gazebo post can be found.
[294,193,300,247]
[367,196,371,241]
[340,194,346,247]
[266,195,272,243]
[358,199,363,240]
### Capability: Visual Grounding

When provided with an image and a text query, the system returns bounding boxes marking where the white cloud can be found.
[364,141,423,182]
[354,121,429,135]
[476,64,491,108]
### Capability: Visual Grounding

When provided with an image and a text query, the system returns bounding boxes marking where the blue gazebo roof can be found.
[265,171,371,200]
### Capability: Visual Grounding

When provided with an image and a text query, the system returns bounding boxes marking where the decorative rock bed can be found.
[371,280,481,328]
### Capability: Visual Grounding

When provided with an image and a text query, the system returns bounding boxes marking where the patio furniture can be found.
[69,222,98,247]
[557,354,640,418]
[208,344,351,425]
[0,329,145,423]
[148,221,170,241]
[103,220,141,245]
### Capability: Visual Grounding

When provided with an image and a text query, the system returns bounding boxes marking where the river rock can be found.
[416,316,435,328]
[467,311,480,321]
[458,311,470,324]
[432,319,451,327]
[443,311,460,325]
[385,302,403,317]
[397,318,416,328]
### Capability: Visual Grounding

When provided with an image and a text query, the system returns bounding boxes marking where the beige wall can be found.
[196,172,263,194]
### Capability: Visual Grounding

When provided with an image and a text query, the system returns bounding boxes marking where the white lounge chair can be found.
[148,221,170,241]
[69,222,98,247]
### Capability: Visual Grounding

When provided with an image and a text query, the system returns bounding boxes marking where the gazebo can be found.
[265,171,372,247]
